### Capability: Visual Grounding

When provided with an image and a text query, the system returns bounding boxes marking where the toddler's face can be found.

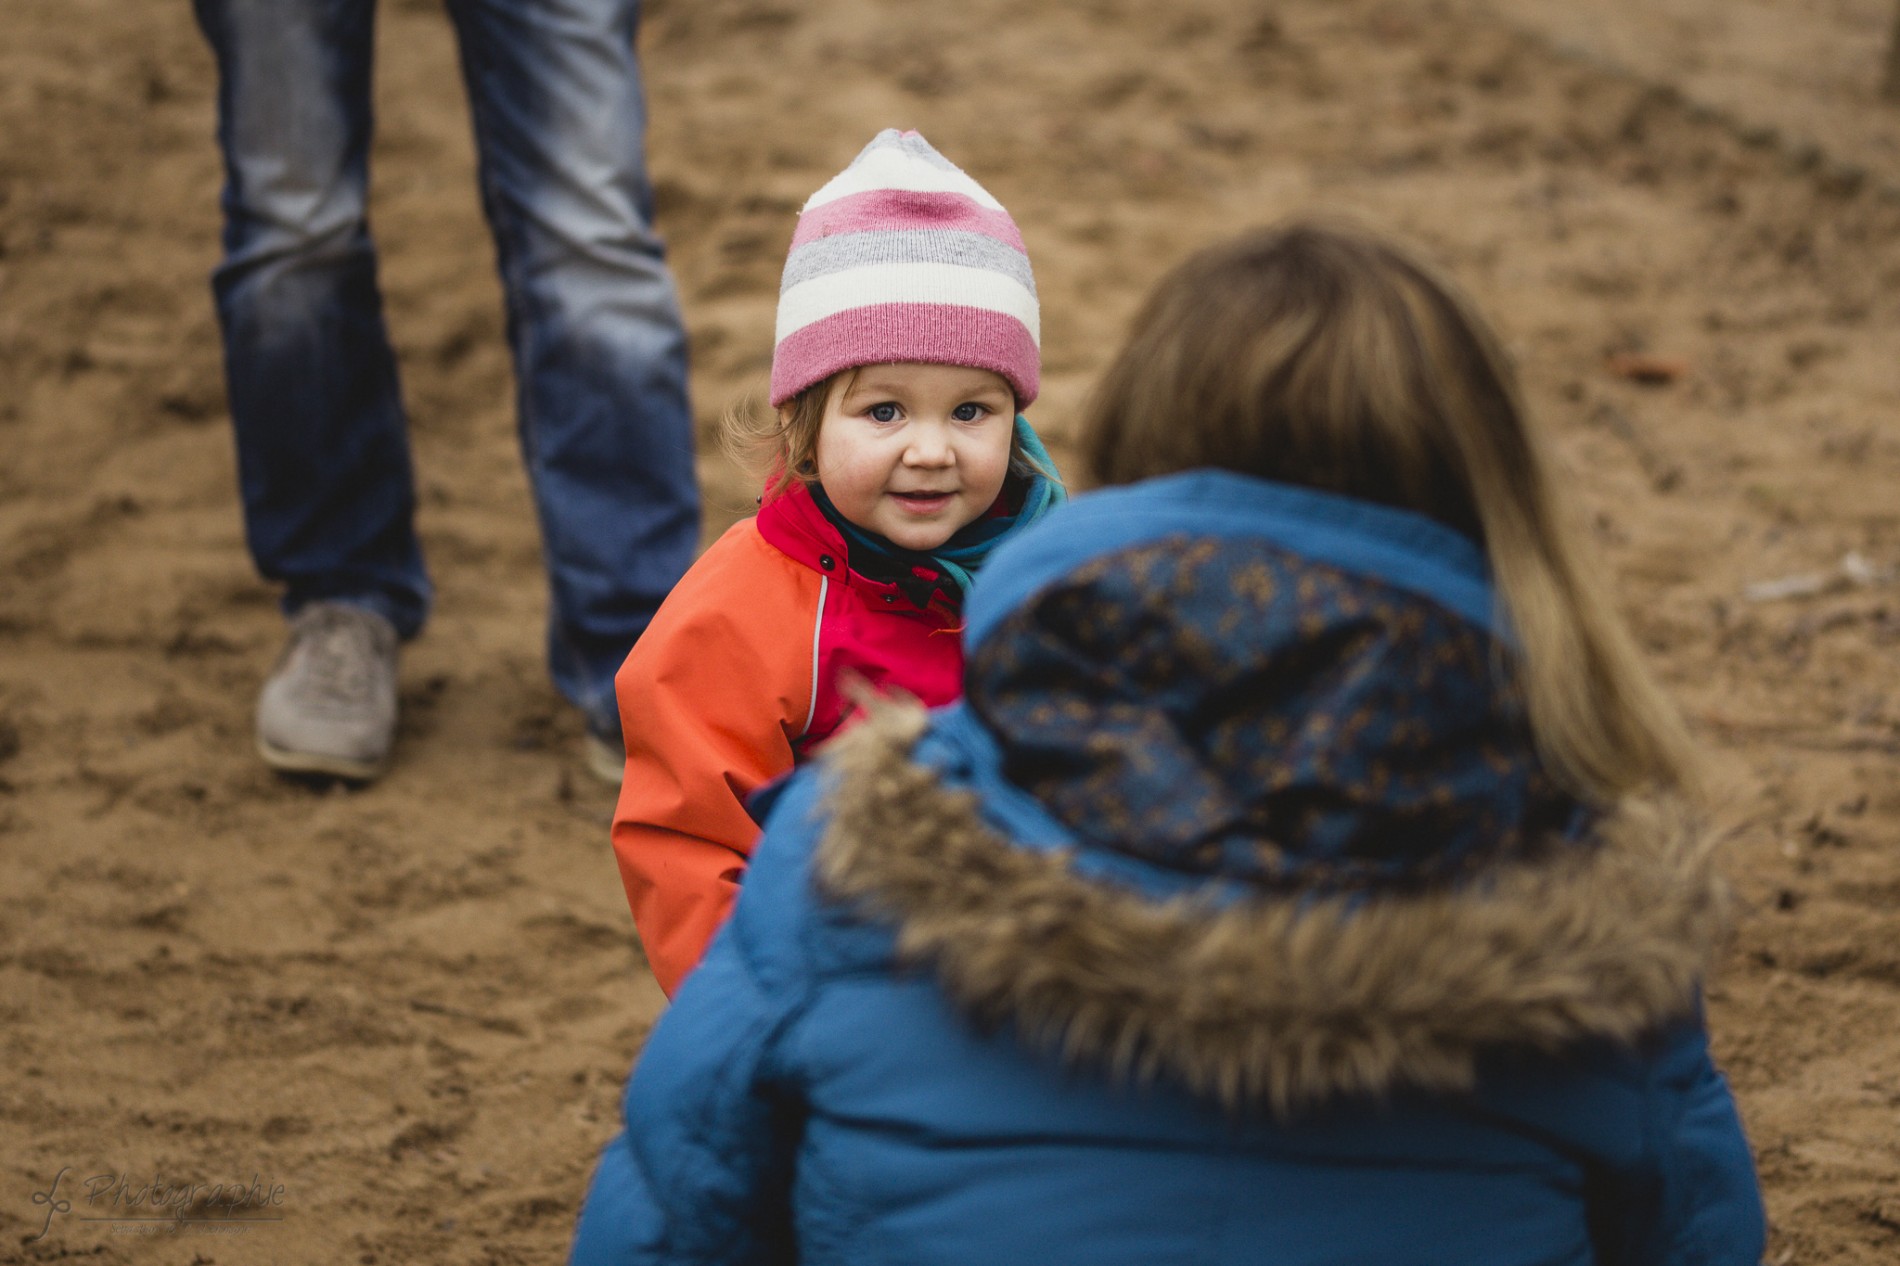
[811,363,1015,551]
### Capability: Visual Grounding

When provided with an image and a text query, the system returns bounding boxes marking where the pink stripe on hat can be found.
[790,189,1027,253]
[772,303,1041,409]
[771,130,1039,407]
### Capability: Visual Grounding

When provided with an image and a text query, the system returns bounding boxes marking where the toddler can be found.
[610,130,1062,996]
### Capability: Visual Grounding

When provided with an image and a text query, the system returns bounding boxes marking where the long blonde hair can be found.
[1083,220,1697,804]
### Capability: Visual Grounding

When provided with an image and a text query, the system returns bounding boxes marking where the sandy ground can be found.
[3,0,1899,1261]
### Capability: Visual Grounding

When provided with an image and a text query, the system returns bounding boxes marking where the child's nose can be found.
[903,422,954,466]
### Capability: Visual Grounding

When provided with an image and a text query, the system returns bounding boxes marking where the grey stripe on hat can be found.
[781,229,1037,296]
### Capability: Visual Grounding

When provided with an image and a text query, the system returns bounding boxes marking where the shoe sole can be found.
[256,735,390,783]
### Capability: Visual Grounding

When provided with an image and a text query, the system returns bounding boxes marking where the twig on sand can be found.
[1743,552,1892,603]
[1694,712,1900,755]
[1605,352,1690,386]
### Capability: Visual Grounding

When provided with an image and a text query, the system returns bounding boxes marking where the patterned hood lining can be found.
[965,534,1578,894]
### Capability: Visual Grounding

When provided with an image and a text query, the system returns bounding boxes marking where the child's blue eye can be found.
[868,403,900,423]
[951,403,988,422]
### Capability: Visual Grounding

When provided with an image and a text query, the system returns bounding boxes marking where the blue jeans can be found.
[193,0,699,736]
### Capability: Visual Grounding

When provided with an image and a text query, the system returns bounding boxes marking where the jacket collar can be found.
[756,481,939,609]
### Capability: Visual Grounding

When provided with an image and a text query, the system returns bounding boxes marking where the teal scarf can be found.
[813,415,1065,602]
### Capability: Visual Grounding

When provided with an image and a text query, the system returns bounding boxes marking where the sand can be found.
[3,0,1899,1261]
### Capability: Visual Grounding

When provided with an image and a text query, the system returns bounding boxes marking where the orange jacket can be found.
[611,482,964,995]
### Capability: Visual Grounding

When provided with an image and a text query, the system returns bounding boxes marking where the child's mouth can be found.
[891,491,953,513]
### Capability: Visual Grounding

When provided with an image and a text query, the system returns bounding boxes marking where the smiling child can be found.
[606,130,1063,996]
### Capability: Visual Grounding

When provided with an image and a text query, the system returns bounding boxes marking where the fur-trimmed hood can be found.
[811,474,1729,1117]
[817,706,1725,1117]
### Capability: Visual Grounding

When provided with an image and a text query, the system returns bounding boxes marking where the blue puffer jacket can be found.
[571,471,1766,1266]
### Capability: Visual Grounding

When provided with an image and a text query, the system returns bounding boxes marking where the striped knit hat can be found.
[770,129,1040,408]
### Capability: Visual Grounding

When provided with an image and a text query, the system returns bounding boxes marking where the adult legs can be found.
[446,0,700,739]
[193,0,431,639]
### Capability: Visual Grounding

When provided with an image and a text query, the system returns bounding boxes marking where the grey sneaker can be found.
[582,721,624,787]
[255,602,400,781]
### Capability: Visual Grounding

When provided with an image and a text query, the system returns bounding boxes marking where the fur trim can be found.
[815,703,1730,1118]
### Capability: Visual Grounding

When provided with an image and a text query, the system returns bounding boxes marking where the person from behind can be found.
[569,219,1765,1265]
[609,129,1064,997]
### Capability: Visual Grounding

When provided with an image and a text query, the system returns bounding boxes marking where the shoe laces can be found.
[292,606,387,703]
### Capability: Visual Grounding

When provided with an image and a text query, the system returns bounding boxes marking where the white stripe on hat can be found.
[801,144,1006,213]
[775,262,1041,345]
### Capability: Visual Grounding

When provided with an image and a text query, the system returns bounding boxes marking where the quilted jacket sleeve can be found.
[570,775,822,1266]
[610,521,819,997]
[568,938,805,1264]
[1591,1022,1766,1266]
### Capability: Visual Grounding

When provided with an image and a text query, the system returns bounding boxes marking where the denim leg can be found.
[193,0,431,639]
[446,0,700,736]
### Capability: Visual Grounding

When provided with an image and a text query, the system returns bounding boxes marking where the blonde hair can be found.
[1083,219,1697,804]
[726,368,1055,502]
[723,376,837,501]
